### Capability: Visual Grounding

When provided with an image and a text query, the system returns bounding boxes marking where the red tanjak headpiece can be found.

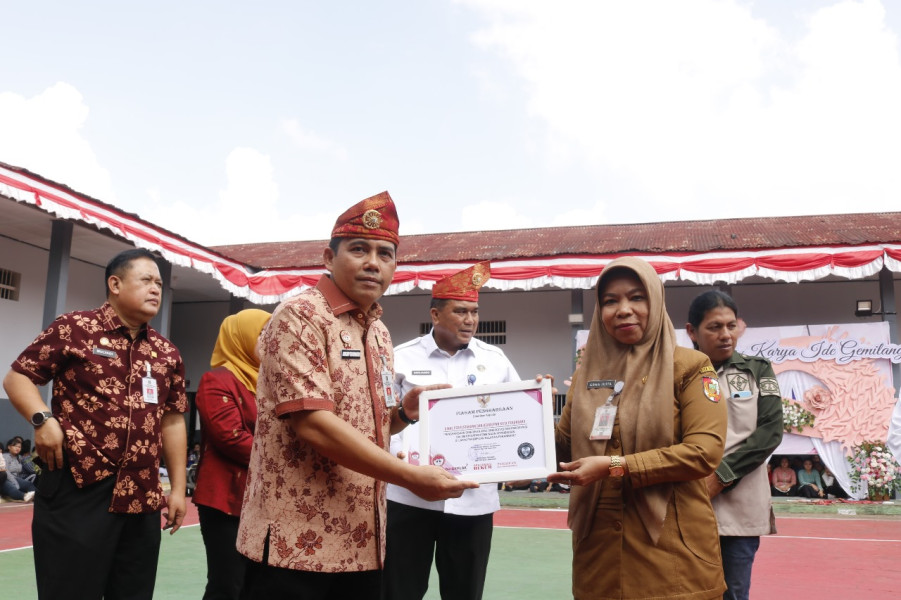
[432,261,491,301]
[331,191,399,246]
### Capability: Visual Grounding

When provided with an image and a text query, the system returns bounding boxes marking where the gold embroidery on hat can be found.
[472,272,484,286]
[362,209,382,229]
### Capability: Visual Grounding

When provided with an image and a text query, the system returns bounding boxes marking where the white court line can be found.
[0,522,201,553]
[769,535,901,543]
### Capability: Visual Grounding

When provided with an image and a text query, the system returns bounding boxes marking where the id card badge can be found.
[382,369,397,408]
[379,355,397,408]
[589,403,617,440]
[142,362,159,404]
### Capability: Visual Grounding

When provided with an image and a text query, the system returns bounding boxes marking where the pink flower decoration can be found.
[804,386,833,412]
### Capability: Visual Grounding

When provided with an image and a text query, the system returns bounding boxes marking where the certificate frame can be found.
[417,378,555,484]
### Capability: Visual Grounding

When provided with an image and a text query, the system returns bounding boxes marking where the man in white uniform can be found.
[381,262,519,600]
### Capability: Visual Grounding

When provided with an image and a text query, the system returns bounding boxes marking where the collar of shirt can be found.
[718,350,750,371]
[422,328,473,359]
[315,274,384,323]
[98,301,148,338]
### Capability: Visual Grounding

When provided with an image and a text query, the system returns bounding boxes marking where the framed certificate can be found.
[416,379,555,484]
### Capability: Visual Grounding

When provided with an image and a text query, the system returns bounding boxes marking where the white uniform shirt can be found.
[387,332,520,516]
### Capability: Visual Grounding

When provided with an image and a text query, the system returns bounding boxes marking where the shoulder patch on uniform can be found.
[702,376,721,403]
[759,377,780,395]
[699,365,716,374]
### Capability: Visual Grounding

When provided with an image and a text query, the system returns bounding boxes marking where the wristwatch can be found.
[31,411,54,428]
[397,401,418,425]
[609,455,625,478]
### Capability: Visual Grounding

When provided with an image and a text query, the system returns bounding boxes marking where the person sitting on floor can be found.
[770,457,798,496]
[821,468,848,499]
[797,459,826,498]
[501,480,532,491]
[2,438,36,502]
[529,479,550,493]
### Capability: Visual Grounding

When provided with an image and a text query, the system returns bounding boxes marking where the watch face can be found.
[32,411,51,426]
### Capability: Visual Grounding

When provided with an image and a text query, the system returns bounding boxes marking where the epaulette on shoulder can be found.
[736,352,772,365]
[473,338,507,356]
[394,337,425,352]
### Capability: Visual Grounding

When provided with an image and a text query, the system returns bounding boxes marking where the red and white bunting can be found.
[3,164,900,304]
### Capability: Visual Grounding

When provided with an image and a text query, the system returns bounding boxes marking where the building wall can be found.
[3,245,899,447]
[0,236,106,443]
[123,278,901,399]
[664,279,890,330]
[169,302,233,393]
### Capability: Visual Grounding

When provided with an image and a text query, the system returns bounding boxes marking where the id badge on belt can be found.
[142,361,159,404]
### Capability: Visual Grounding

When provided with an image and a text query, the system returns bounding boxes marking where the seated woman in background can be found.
[797,459,825,498]
[770,457,798,496]
[2,438,37,502]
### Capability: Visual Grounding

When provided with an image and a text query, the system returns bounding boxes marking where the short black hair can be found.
[104,248,158,297]
[687,290,739,329]
[430,298,451,311]
[6,437,22,448]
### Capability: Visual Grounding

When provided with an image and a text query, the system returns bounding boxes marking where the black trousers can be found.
[32,463,161,600]
[244,536,381,600]
[381,500,493,600]
[198,503,250,600]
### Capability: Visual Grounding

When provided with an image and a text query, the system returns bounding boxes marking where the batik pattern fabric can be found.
[237,275,395,572]
[11,302,187,513]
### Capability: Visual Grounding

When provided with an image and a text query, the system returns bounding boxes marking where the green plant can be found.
[781,398,815,433]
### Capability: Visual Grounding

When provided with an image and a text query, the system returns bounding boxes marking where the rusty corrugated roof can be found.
[212,212,901,269]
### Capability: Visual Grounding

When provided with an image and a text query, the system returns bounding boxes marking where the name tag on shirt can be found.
[341,349,362,360]
[412,370,431,376]
[587,379,616,390]
[92,348,116,358]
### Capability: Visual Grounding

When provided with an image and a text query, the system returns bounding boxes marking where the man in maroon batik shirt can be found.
[3,248,188,600]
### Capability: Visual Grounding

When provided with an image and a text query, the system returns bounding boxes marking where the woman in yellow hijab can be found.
[549,257,727,600]
[193,308,271,600]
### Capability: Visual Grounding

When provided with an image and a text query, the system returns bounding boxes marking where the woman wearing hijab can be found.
[193,309,271,600]
[548,257,728,600]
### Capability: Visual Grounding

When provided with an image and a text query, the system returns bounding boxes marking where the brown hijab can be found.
[565,257,675,544]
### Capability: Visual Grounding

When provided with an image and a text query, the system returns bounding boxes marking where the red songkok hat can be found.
[432,261,491,302]
[331,191,400,246]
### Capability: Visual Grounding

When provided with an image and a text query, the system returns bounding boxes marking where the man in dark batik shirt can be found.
[3,248,188,600]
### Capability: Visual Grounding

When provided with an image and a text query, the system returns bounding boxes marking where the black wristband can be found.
[397,402,418,425]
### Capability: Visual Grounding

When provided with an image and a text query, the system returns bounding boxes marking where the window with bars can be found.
[0,268,20,301]
[418,320,507,345]
[553,393,567,423]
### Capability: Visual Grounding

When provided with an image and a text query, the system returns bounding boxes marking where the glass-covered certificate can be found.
[416,379,555,484]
